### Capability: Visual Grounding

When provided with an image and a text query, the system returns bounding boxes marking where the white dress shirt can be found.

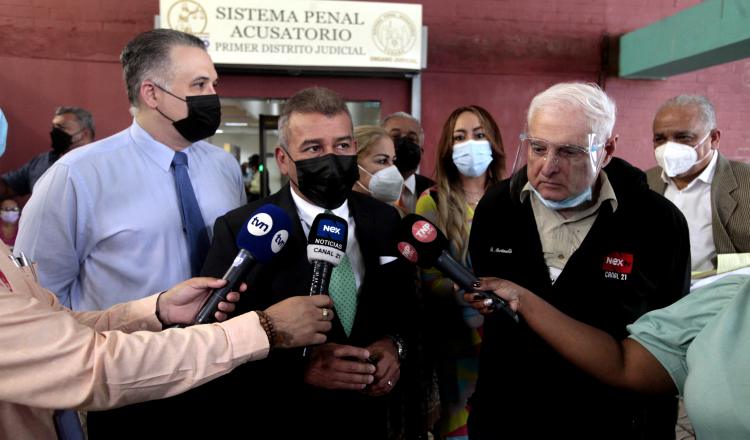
[663,151,718,272]
[15,120,246,310]
[289,186,365,289]
[399,174,418,213]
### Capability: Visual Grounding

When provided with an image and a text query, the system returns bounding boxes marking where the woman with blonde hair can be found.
[352,125,405,210]
[416,105,505,439]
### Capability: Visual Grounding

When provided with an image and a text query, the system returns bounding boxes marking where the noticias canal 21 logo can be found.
[316,219,346,249]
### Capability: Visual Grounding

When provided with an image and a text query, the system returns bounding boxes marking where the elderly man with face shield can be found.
[465,82,691,440]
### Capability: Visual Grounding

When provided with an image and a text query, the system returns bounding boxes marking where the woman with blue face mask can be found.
[415,105,505,439]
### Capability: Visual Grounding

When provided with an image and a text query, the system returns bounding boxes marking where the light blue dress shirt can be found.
[15,120,246,310]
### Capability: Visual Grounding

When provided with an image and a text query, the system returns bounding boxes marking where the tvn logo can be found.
[247,213,274,237]
[251,216,269,233]
[317,220,345,241]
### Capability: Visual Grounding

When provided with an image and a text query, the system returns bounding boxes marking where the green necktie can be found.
[323,210,358,336]
[329,253,358,336]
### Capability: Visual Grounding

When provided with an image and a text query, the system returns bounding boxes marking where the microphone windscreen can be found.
[307,212,348,265]
[236,204,292,263]
[396,214,449,267]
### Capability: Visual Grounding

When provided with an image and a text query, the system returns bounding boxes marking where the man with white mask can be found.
[646,95,750,274]
[466,82,690,439]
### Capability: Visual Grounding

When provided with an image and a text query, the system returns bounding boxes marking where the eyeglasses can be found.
[0,207,19,212]
[520,134,602,163]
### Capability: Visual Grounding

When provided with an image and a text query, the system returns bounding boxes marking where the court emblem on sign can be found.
[372,11,417,56]
[167,0,208,35]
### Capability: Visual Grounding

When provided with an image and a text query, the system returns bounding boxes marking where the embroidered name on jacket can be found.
[489,247,512,254]
[602,252,633,281]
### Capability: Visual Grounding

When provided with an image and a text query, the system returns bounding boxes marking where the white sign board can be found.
[158,0,423,71]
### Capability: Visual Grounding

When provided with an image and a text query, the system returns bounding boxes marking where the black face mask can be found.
[155,84,221,143]
[50,127,75,154]
[393,137,422,174]
[289,153,360,210]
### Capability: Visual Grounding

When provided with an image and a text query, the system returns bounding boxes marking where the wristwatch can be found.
[387,334,406,362]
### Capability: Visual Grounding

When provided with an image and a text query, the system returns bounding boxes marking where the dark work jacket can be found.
[466,158,690,440]
[88,186,417,440]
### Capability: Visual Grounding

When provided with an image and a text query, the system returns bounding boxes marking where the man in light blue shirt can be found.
[15,29,245,310]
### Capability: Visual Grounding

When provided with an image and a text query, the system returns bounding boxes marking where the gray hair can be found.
[527,82,616,144]
[380,111,424,144]
[277,87,352,148]
[120,29,206,108]
[381,111,420,128]
[658,95,717,131]
[55,106,95,138]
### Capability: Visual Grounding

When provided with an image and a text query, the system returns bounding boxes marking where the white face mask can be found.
[357,165,404,203]
[452,139,493,177]
[654,131,711,177]
[1,211,19,224]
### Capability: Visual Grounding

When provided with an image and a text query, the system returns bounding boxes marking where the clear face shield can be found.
[512,132,607,175]
[510,132,608,199]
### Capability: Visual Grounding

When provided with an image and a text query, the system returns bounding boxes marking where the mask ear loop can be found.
[587,133,607,177]
[691,130,714,163]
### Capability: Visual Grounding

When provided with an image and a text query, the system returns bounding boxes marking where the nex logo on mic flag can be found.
[602,252,634,274]
[317,219,346,242]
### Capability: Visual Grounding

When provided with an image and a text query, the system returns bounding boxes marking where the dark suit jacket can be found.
[414,173,435,197]
[88,185,417,440]
[646,152,750,255]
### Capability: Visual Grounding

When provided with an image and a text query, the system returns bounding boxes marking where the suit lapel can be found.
[275,184,308,251]
[646,168,668,195]
[711,154,738,252]
[712,153,738,225]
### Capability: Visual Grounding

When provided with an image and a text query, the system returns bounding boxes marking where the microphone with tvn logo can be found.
[302,212,348,356]
[193,204,292,325]
[396,214,518,322]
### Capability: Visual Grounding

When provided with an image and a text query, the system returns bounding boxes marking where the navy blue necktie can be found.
[172,151,209,276]
[53,409,84,440]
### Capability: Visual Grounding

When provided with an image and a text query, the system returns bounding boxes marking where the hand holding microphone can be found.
[395,214,519,322]
[194,204,292,325]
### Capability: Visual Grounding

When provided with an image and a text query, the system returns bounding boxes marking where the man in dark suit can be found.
[381,111,435,212]
[647,94,750,273]
[164,87,414,439]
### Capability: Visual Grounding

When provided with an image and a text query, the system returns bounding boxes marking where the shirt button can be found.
[558,254,565,260]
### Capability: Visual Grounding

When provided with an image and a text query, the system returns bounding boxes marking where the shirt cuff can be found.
[121,294,163,332]
[219,311,271,362]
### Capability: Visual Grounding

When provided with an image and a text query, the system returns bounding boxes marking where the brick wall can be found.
[1,0,748,176]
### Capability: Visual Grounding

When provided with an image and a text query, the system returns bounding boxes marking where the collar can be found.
[288,185,350,229]
[128,119,195,172]
[661,149,718,188]
[520,170,618,214]
[404,174,416,194]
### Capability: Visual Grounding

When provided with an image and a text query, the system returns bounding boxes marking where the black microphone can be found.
[302,212,348,357]
[307,212,349,295]
[194,204,292,325]
[396,214,519,322]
